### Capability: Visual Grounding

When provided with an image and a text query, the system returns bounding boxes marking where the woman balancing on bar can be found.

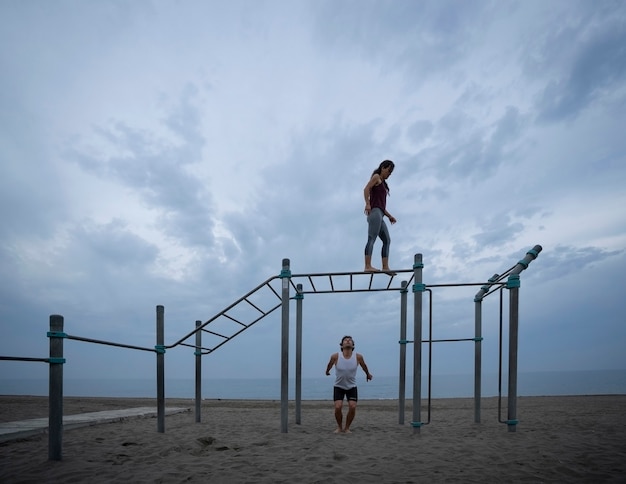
[363,159,396,273]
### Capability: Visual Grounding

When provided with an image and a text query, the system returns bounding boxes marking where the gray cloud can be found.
[312,0,489,82]
[67,85,215,248]
[531,7,626,122]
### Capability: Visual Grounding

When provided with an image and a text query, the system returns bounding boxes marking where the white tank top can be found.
[334,352,357,390]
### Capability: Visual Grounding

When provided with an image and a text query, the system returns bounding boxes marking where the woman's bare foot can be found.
[364,266,380,272]
[334,427,343,434]
[382,267,397,275]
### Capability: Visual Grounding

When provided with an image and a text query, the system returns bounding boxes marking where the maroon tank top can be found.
[369,181,387,211]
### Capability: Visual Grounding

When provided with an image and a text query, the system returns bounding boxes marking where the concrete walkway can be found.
[0,407,190,443]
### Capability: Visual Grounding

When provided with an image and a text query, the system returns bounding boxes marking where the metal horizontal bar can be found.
[0,356,49,363]
[66,334,156,352]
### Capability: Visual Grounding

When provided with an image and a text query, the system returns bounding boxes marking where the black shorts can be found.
[333,386,358,402]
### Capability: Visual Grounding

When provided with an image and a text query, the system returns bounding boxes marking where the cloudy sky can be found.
[1,0,625,393]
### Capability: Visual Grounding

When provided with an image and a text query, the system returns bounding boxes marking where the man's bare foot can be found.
[382,268,397,276]
[364,266,380,272]
[343,428,352,434]
[334,427,343,434]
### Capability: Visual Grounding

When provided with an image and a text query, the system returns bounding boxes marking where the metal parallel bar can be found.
[423,338,478,343]
[328,275,334,291]
[66,334,155,353]
[428,282,508,288]
[0,356,49,362]
[483,286,505,299]
[403,337,481,344]
[297,287,411,295]
[286,280,503,294]
[289,269,415,278]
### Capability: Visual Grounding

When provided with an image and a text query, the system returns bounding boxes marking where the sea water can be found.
[1,370,625,399]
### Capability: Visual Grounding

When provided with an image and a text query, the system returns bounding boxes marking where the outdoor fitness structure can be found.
[1,245,542,460]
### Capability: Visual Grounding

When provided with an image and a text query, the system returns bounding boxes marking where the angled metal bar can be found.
[198,303,283,355]
[169,274,280,347]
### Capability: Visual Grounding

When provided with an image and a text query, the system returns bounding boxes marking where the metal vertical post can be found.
[473,273,499,424]
[156,305,165,433]
[48,314,64,461]
[280,259,291,433]
[295,284,303,425]
[507,274,520,432]
[412,254,424,434]
[474,299,482,423]
[398,280,408,425]
[195,320,202,423]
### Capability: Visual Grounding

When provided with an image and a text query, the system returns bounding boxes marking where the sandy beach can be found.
[1,395,625,483]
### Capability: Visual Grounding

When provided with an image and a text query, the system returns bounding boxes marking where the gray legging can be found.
[364,207,391,257]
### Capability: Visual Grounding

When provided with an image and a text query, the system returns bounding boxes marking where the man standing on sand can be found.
[325,335,373,433]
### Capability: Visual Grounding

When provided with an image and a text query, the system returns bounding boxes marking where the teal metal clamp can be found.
[507,274,520,289]
[473,337,484,342]
[155,345,166,354]
[413,283,426,292]
[517,259,529,269]
[294,293,304,300]
[47,331,67,338]
[47,357,66,364]
[413,262,424,269]
[400,285,408,294]
[194,350,202,356]
[398,339,413,345]
[506,419,519,426]
[279,269,291,278]
[411,421,423,428]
